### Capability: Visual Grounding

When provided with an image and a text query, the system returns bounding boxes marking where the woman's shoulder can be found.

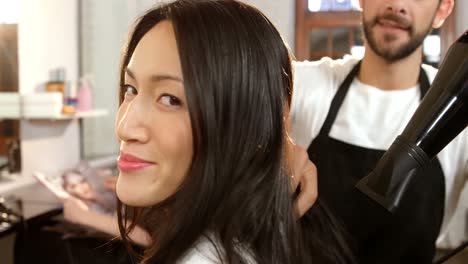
[177,234,256,264]
[178,236,222,264]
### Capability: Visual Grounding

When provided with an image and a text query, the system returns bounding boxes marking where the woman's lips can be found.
[117,152,155,171]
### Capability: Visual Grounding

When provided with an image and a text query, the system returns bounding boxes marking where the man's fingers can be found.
[287,143,318,217]
[294,161,318,217]
[289,144,309,191]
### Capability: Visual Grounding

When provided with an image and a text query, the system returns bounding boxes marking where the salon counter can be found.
[0,175,61,238]
[1,175,61,218]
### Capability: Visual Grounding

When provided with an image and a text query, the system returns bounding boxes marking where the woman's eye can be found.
[159,94,182,107]
[122,85,137,98]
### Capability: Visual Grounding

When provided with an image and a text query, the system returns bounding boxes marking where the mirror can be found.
[79,0,159,160]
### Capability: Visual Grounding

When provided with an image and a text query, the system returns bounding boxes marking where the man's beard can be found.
[362,12,433,62]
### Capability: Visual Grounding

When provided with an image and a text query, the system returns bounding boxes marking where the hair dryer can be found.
[356,30,468,212]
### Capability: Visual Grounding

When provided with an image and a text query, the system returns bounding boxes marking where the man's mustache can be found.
[372,13,412,31]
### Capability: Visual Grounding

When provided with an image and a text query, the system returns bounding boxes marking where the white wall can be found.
[243,0,296,49]
[455,0,467,36]
[18,0,80,177]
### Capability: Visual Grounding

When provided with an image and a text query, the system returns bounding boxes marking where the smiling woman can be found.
[115,22,193,207]
[115,1,354,263]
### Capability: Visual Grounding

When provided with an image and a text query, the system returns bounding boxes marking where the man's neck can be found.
[358,44,423,91]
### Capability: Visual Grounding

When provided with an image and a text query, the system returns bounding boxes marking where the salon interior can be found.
[0,0,467,263]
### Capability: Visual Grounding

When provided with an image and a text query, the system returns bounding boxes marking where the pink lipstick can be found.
[117,152,154,171]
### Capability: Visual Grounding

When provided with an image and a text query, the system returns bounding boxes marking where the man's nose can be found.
[385,0,408,16]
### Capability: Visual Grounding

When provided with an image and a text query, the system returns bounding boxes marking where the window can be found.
[295,0,361,61]
[309,0,360,12]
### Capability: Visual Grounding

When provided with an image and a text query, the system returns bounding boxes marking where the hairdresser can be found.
[290,0,467,263]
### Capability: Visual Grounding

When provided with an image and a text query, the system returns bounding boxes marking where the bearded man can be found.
[290,1,467,263]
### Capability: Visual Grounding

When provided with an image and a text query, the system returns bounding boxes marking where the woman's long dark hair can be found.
[117,1,354,263]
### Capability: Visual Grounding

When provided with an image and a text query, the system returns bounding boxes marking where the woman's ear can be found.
[432,0,454,29]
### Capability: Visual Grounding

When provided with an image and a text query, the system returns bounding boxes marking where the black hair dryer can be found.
[356,30,468,212]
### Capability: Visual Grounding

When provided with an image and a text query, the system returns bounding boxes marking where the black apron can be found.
[307,62,445,263]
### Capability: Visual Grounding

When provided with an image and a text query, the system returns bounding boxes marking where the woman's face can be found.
[63,173,94,201]
[115,21,193,207]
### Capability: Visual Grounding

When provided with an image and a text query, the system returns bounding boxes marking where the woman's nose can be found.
[115,100,150,144]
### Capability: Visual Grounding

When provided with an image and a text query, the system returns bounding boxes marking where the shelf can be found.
[0,109,108,121]
[42,109,108,120]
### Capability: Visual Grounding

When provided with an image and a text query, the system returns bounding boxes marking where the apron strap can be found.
[418,66,430,99]
[318,61,361,137]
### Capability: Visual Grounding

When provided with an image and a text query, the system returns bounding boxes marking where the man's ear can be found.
[432,0,454,29]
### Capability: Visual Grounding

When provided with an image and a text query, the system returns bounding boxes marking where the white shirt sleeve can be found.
[178,252,220,264]
[177,235,257,264]
[290,57,358,148]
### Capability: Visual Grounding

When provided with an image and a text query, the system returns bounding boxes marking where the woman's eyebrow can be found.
[125,68,182,83]
[149,74,183,83]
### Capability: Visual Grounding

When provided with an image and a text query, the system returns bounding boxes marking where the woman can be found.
[115,0,353,263]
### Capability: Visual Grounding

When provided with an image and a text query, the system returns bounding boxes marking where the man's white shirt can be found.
[290,56,468,246]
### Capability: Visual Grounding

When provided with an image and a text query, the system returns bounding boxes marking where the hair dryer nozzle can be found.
[356,137,430,212]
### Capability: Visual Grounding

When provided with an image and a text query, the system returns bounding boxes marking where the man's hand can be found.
[288,142,318,217]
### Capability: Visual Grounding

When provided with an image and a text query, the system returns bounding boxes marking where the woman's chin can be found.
[116,176,176,207]
[116,187,142,206]
[116,186,161,207]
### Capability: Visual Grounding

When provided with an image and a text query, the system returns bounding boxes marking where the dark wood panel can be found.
[0,24,18,92]
[0,24,19,156]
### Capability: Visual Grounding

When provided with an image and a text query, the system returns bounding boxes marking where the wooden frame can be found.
[0,24,18,92]
[295,0,361,60]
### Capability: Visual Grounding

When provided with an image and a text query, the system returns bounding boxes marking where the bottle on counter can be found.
[63,80,78,114]
[77,75,93,112]
[46,68,66,95]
